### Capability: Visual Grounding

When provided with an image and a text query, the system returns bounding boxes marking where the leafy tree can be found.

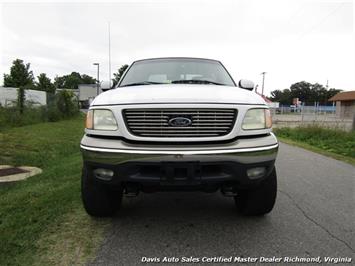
[290,81,313,104]
[112,64,129,86]
[60,72,81,90]
[36,73,55,93]
[270,81,342,105]
[81,74,96,84]
[53,75,65,88]
[54,72,96,90]
[3,59,34,88]
[270,89,292,105]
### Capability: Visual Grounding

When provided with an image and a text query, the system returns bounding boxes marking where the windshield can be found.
[119,58,235,87]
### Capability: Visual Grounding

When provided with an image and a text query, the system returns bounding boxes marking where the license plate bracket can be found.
[160,161,201,185]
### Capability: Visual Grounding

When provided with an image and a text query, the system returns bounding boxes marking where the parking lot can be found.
[89,143,354,265]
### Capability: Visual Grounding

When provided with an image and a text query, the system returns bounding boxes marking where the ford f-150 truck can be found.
[80,57,278,217]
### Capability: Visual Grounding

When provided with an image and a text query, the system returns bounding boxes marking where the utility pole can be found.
[108,22,112,88]
[93,63,100,96]
[261,72,266,96]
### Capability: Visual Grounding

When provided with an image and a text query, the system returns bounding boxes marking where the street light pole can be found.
[108,22,112,88]
[261,72,266,96]
[93,63,100,96]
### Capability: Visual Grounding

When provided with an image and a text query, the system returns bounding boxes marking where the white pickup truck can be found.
[80,57,278,217]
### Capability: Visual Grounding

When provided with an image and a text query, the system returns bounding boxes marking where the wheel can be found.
[81,166,123,217]
[234,167,277,216]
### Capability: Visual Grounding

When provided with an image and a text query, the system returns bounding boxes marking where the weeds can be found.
[274,126,355,158]
[0,90,79,130]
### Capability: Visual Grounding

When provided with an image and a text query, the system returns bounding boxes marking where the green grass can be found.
[0,116,109,265]
[274,126,355,165]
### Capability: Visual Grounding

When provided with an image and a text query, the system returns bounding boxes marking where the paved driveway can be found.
[90,143,354,265]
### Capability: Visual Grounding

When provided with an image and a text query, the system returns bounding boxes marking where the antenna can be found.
[108,21,112,87]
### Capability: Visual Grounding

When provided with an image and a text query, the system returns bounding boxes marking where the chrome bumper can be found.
[81,134,278,187]
[80,133,278,165]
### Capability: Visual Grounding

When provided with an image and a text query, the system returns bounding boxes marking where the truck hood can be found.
[91,84,266,106]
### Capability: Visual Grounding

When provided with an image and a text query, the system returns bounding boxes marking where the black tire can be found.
[234,167,277,216]
[81,166,123,217]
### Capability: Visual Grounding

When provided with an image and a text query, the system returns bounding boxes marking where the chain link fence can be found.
[271,105,353,131]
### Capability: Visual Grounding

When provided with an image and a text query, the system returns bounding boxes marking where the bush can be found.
[0,90,80,130]
[47,90,79,122]
[0,106,46,129]
[17,87,25,114]
[55,90,79,118]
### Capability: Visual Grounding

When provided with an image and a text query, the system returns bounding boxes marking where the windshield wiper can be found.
[121,81,164,87]
[171,79,224,85]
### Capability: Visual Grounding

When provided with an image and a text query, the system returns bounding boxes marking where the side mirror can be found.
[238,79,255,91]
[100,81,112,91]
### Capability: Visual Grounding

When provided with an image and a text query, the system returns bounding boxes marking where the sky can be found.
[0,0,354,96]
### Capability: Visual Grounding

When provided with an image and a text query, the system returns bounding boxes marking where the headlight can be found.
[242,108,272,130]
[86,109,118,130]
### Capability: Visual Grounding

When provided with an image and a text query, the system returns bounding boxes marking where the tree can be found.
[61,72,82,90]
[270,81,342,105]
[36,73,55,93]
[310,83,325,102]
[3,59,34,88]
[54,72,96,90]
[112,64,128,86]
[270,89,292,105]
[290,81,313,104]
[53,75,65,89]
[81,74,96,84]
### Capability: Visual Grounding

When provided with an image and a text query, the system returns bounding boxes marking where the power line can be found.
[296,2,346,40]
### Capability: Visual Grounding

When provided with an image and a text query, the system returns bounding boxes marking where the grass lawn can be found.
[0,115,110,265]
[2,118,353,265]
[273,126,355,165]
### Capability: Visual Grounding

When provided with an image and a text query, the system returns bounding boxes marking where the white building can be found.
[0,87,47,106]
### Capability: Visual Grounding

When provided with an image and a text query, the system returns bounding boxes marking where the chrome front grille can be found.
[123,108,237,138]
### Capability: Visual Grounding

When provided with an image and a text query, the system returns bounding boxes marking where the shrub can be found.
[0,90,80,130]
[55,90,79,118]
[0,106,46,129]
[17,87,26,114]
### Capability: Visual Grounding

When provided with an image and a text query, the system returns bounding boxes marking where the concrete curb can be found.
[0,165,43,183]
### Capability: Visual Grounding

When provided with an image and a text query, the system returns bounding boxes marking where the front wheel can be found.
[81,166,123,217]
[234,167,277,216]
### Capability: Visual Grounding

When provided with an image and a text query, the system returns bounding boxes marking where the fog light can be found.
[94,168,114,181]
[247,167,266,179]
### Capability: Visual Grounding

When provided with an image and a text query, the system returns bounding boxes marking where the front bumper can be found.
[80,133,278,189]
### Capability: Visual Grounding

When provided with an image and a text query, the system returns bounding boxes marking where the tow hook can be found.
[124,184,140,197]
[221,186,237,197]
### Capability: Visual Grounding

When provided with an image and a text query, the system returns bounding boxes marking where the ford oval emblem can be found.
[168,117,192,127]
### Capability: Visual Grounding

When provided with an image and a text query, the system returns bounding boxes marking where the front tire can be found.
[234,167,277,216]
[81,166,123,217]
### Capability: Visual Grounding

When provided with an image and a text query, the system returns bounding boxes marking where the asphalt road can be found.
[90,143,355,265]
